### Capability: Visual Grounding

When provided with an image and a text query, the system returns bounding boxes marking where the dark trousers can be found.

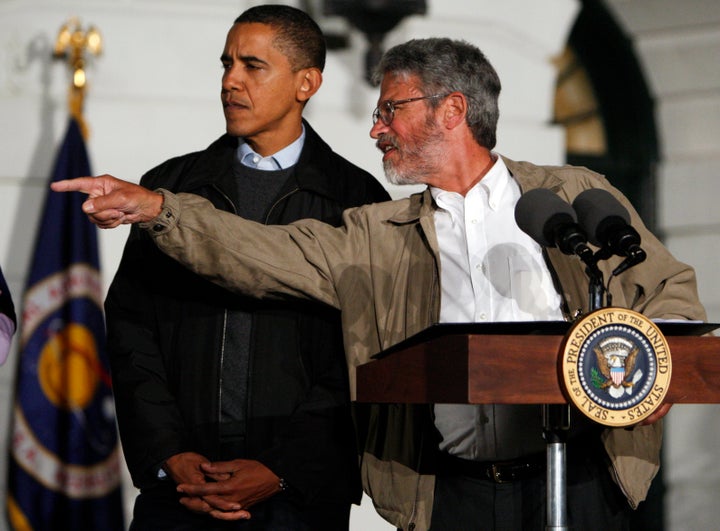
[429,451,632,531]
[130,484,351,531]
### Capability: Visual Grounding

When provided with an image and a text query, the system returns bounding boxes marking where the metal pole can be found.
[546,439,567,530]
[543,257,604,529]
[543,403,570,530]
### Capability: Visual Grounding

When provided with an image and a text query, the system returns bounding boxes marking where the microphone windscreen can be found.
[572,189,630,246]
[515,188,577,247]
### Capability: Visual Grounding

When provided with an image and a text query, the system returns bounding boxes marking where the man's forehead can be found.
[378,73,423,101]
[224,22,278,54]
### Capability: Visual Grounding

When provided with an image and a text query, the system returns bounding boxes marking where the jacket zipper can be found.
[262,186,311,384]
[264,186,300,224]
[213,178,302,438]
[218,311,228,428]
[210,184,237,428]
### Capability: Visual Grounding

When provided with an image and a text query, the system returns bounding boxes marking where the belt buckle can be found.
[489,463,507,483]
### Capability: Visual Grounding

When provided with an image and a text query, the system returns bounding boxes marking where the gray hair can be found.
[373,38,501,149]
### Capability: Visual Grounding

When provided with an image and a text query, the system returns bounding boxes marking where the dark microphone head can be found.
[572,188,644,259]
[572,189,631,247]
[515,188,577,247]
[515,188,591,259]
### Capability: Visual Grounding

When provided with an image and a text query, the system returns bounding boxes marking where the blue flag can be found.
[6,118,125,530]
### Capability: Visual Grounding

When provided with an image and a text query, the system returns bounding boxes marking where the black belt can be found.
[437,451,545,483]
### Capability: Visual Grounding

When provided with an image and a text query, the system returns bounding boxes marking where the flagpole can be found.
[53,17,103,140]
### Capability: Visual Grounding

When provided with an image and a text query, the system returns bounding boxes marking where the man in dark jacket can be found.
[105,5,389,530]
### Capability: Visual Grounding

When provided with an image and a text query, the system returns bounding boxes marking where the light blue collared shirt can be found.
[236,125,306,170]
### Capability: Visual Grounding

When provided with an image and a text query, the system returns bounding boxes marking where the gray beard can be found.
[383,145,447,186]
[383,161,424,185]
[380,115,446,186]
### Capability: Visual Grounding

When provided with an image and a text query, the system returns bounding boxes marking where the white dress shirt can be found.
[431,156,564,460]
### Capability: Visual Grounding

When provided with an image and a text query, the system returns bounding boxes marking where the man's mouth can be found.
[376,136,398,159]
[223,99,249,111]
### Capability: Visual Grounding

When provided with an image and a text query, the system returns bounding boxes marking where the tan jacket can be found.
[147,157,706,530]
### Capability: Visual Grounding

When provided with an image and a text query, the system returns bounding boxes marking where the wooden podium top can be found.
[356,322,720,404]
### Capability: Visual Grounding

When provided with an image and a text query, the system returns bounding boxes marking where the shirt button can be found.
[470,218,478,224]
[478,313,487,321]
[252,155,261,164]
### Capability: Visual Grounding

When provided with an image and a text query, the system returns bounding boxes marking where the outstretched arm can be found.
[55,175,348,309]
[51,175,163,228]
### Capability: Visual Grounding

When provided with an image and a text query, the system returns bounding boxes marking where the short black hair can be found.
[235,4,326,72]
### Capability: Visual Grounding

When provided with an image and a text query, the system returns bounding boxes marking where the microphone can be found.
[572,188,646,275]
[515,188,591,260]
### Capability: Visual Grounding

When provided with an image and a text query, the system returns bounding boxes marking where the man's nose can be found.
[222,66,244,91]
[369,119,388,139]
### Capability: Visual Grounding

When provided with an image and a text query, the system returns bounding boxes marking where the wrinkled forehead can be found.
[377,72,423,102]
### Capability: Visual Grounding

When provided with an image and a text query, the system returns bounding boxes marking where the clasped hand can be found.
[164,452,283,521]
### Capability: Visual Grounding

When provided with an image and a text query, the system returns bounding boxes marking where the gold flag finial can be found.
[54,18,103,139]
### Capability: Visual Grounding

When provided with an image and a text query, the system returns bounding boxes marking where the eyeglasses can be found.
[372,93,450,126]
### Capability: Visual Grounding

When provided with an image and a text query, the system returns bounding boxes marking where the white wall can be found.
[2,0,718,529]
[605,1,720,529]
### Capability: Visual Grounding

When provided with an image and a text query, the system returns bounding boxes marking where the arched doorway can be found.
[554,0,660,232]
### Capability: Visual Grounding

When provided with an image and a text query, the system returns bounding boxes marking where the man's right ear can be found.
[297,68,322,103]
[442,92,468,130]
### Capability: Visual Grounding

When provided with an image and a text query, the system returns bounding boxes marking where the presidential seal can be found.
[561,308,671,427]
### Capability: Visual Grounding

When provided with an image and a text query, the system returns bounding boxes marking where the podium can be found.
[355,321,720,529]
[356,321,720,405]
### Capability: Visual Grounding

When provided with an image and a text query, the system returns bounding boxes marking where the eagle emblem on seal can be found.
[593,337,643,399]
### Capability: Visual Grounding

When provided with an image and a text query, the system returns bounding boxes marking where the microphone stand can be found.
[544,248,605,530]
[586,252,608,311]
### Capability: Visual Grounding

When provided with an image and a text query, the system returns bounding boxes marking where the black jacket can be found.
[105,121,390,508]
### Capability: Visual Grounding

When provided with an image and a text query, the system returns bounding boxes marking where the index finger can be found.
[51,177,98,194]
